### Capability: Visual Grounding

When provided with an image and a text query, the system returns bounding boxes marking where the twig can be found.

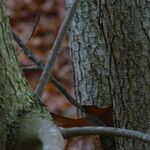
[61,127,150,144]
[12,30,104,125]
[11,2,105,126]
[21,66,105,125]
[50,76,105,126]
[12,29,43,69]
[22,66,39,71]
[12,30,75,104]
[35,0,81,97]
[27,13,41,41]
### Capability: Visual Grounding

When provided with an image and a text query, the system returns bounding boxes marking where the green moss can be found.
[0,1,54,149]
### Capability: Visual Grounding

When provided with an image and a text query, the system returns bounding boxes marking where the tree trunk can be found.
[101,0,150,149]
[67,0,150,150]
[66,0,114,149]
[0,1,63,150]
[66,0,111,108]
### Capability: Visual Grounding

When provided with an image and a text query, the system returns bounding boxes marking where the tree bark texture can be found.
[66,0,112,108]
[66,0,115,149]
[0,2,63,150]
[101,0,150,149]
[67,0,150,149]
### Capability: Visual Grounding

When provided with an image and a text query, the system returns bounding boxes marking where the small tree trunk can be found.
[66,0,150,149]
[0,1,63,150]
[66,0,114,149]
[101,0,150,149]
[66,0,111,109]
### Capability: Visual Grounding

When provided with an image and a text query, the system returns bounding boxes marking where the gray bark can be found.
[66,0,112,108]
[101,0,150,149]
[66,0,114,149]
[67,0,150,149]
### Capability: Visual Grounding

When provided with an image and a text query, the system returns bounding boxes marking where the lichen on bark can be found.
[0,1,63,150]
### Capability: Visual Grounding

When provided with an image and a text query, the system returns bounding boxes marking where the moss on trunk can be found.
[0,1,63,150]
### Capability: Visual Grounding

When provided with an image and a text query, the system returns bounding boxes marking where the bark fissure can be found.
[66,0,111,107]
[66,0,116,149]
[101,0,150,149]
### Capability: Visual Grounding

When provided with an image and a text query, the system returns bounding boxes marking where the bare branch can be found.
[12,30,76,104]
[12,30,102,125]
[12,0,106,126]
[12,29,43,69]
[22,66,39,71]
[27,13,41,41]
[61,127,150,144]
[35,0,81,97]
[21,65,105,125]
[50,77,106,126]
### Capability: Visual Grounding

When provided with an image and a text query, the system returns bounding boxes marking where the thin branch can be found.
[11,6,105,126]
[35,0,81,97]
[12,29,43,69]
[61,127,150,144]
[50,77,104,125]
[12,29,104,126]
[12,30,75,105]
[22,65,105,125]
[27,12,41,41]
[50,77,105,126]
[22,66,39,71]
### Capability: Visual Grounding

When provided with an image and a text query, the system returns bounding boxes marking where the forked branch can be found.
[12,30,104,126]
[11,0,105,126]
[35,0,80,97]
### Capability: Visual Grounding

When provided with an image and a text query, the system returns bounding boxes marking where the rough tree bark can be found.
[66,0,114,149]
[101,0,150,149]
[66,0,111,107]
[66,0,150,150]
[0,1,63,150]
